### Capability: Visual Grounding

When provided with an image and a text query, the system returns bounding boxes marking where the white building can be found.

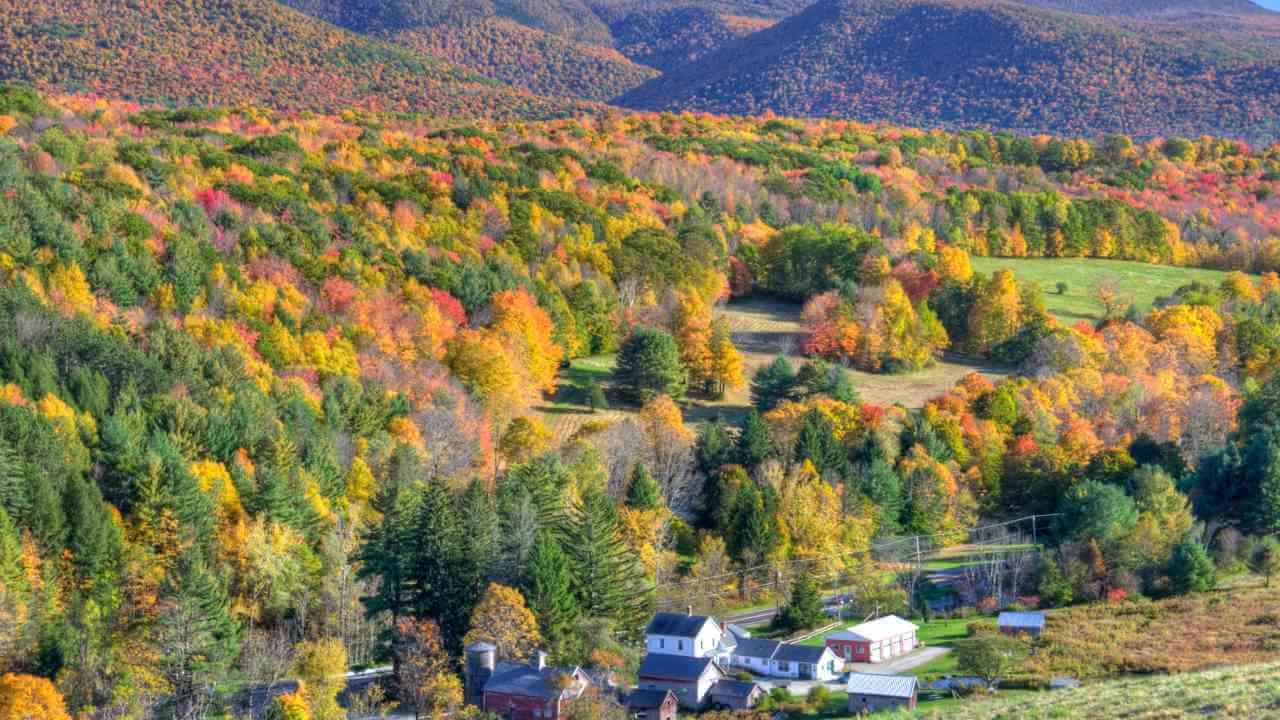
[644,612,735,663]
[825,615,919,664]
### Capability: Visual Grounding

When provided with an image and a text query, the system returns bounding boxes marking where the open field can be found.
[909,661,1280,719]
[970,257,1238,324]
[537,296,1009,441]
[1022,585,1280,681]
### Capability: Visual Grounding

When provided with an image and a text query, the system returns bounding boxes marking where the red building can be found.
[826,615,919,664]
[627,688,678,720]
[481,653,593,720]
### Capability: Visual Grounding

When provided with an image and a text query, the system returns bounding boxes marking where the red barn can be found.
[482,653,593,720]
[826,615,919,664]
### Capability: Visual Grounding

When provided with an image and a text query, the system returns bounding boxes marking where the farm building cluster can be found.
[459,610,930,718]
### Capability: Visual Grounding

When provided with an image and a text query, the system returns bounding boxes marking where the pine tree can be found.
[157,548,240,717]
[564,485,650,633]
[625,464,663,511]
[793,410,847,479]
[522,532,580,657]
[856,456,902,534]
[1256,453,1280,534]
[1168,539,1217,594]
[460,478,500,580]
[0,436,28,518]
[736,410,776,470]
[750,356,797,411]
[695,418,735,475]
[356,481,417,636]
[613,327,686,402]
[406,481,477,649]
[62,475,123,592]
[777,572,825,632]
[727,482,773,564]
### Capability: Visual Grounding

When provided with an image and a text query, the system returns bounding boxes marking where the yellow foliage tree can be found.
[0,673,71,720]
[462,583,543,662]
[500,416,553,465]
[292,639,347,720]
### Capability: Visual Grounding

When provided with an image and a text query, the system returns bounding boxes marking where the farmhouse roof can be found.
[772,643,830,664]
[829,615,919,643]
[483,662,588,701]
[637,654,722,682]
[732,637,780,661]
[626,688,675,710]
[645,612,719,638]
[997,611,1046,629]
[710,678,762,700]
[845,673,918,699]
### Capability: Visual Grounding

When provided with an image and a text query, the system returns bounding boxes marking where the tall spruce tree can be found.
[777,572,825,632]
[0,436,27,518]
[736,410,776,471]
[750,356,797,411]
[460,478,500,580]
[625,464,663,510]
[522,531,580,658]
[613,327,686,402]
[564,485,650,634]
[157,547,240,717]
[407,480,477,649]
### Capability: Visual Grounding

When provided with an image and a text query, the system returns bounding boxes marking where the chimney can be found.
[687,605,693,616]
[535,650,547,671]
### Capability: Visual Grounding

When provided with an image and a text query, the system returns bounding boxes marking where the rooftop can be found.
[846,673,918,699]
[830,615,919,643]
[710,679,762,699]
[773,643,830,664]
[638,654,721,682]
[732,637,780,660]
[626,688,674,709]
[483,662,588,701]
[998,611,1046,628]
[646,612,719,639]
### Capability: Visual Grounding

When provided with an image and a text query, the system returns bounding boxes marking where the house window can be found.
[778,661,790,672]
[678,640,684,651]
[659,638,665,649]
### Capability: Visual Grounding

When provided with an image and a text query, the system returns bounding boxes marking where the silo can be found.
[463,640,496,707]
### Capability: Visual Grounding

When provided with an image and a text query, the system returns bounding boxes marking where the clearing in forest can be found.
[971,257,1239,324]
[536,296,1008,441]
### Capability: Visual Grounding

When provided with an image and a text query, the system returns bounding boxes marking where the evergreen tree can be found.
[0,436,27,518]
[793,410,848,479]
[727,482,772,564]
[694,418,735,475]
[356,481,417,633]
[1257,452,1280,534]
[496,490,540,587]
[703,465,748,533]
[62,475,123,591]
[855,456,902,534]
[156,548,240,717]
[735,410,776,470]
[777,572,825,632]
[564,485,650,633]
[460,478,500,580]
[407,481,477,649]
[625,464,663,510]
[522,532,580,658]
[1168,539,1217,594]
[613,327,686,402]
[750,356,797,412]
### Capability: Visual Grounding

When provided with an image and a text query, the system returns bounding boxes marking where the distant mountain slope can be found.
[606,6,776,72]
[0,0,597,118]
[279,0,614,43]
[390,18,658,101]
[618,0,1280,139]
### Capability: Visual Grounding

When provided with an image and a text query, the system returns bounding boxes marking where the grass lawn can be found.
[970,257,1239,324]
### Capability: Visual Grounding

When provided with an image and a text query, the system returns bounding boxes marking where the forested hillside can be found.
[619,0,1280,139]
[0,0,597,118]
[2,84,1280,716]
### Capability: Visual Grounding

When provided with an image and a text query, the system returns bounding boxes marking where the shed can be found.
[709,678,764,710]
[997,611,1046,638]
[826,615,919,663]
[846,673,918,714]
[637,654,724,710]
[627,688,678,720]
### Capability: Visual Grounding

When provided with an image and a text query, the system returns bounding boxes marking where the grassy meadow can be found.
[970,257,1239,323]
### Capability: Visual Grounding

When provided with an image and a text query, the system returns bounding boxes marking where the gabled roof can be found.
[627,688,675,709]
[725,623,752,640]
[483,662,589,701]
[846,673,918,699]
[773,643,832,664]
[830,615,919,643]
[637,654,723,682]
[710,678,763,699]
[645,612,719,638]
[732,637,780,661]
[998,611,1046,629]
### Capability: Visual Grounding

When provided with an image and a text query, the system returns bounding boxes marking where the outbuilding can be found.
[708,678,765,711]
[846,673,918,714]
[826,615,919,663]
[626,688,678,720]
[636,654,726,710]
[769,643,842,682]
[998,611,1046,638]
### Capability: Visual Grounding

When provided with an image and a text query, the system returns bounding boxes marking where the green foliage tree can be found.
[776,572,825,633]
[613,327,685,402]
[750,356,797,412]
[564,485,650,633]
[1168,539,1217,595]
[522,532,581,658]
[735,410,776,470]
[625,464,663,511]
[1249,537,1280,588]
[1056,481,1138,543]
[953,634,1027,690]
